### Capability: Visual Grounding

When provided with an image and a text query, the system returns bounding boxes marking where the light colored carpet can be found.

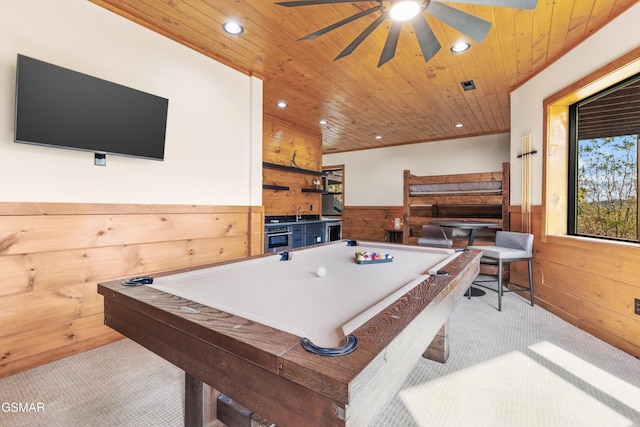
[374,290,640,427]
[400,352,631,426]
[1,291,639,427]
[0,338,184,427]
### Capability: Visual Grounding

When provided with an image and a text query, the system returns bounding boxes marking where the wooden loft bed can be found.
[402,162,510,246]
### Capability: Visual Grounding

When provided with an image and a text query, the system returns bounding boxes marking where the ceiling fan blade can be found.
[276,0,374,7]
[434,0,538,10]
[412,15,441,63]
[299,6,381,40]
[378,21,403,67]
[335,14,387,61]
[427,2,491,43]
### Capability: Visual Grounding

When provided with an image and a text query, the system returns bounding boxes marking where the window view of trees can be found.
[570,73,640,243]
[576,136,638,240]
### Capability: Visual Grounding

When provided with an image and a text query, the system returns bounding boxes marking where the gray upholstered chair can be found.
[418,225,453,248]
[467,231,534,311]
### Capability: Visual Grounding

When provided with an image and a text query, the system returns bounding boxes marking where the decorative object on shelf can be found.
[313,178,321,189]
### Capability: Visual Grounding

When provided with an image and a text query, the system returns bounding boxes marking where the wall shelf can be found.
[301,188,324,193]
[263,184,290,191]
[263,162,323,176]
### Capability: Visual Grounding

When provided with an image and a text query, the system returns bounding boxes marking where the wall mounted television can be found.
[14,54,168,161]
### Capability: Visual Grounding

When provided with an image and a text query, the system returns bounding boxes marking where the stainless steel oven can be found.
[264,225,293,253]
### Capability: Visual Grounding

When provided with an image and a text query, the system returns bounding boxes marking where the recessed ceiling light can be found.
[222,21,244,35]
[455,123,464,128]
[319,119,328,125]
[276,101,288,108]
[375,135,383,139]
[451,41,470,53]
[389,0,421,22]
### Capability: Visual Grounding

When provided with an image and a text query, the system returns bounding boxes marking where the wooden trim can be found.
[0,202,257,216]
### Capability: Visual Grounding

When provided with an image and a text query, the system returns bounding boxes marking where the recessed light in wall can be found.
[222,21,244,35]
[319,119,328,125]
[455,123,464,128]
[450,41,470,53]
[276,101,288,108]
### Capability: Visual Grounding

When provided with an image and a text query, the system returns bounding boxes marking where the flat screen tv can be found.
[14,54,168,161]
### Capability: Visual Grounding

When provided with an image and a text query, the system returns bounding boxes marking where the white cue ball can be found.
[316,267,327,277]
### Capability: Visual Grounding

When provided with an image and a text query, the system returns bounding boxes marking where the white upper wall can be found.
[510,2,640,206]
[323,134,509,206]
[0,0,263,205]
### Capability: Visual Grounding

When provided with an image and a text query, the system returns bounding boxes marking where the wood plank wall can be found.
[510,206,640,358]
[0,202,263,378]
[263,115,322,216]
[342,206,404,242]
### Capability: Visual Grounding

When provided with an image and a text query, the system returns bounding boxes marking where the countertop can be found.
[265,218,342,227]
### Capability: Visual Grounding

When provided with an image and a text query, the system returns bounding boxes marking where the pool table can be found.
[98,240,480,426]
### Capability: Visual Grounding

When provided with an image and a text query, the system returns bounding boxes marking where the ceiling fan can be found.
[276,0,538,67]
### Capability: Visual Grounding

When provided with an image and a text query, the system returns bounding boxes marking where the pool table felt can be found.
[150,241,459,348]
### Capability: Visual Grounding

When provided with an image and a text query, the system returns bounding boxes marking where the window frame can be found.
[542,47,640,244]
[566,73,640,243]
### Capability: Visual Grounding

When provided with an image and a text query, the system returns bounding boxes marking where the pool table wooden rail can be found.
[98,248,481,426]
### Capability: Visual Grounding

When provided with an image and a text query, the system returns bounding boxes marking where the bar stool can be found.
[467,231,534,311]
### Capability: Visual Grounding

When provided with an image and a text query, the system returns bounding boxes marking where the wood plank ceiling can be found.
[90,0,639,153]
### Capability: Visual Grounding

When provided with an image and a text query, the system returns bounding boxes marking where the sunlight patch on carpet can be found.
[399,351,632,427]
[530,341,640,413]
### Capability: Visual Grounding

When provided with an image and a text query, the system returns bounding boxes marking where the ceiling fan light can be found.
[389,1,421,22]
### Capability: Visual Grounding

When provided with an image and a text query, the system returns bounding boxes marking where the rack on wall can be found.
[262,184,290,191]
[263,162,324,176]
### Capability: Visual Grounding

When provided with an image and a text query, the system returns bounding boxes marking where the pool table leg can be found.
[184,372,220,427]
[422,321,449,363]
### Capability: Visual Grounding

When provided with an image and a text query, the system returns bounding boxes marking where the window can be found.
[568,73,640,242]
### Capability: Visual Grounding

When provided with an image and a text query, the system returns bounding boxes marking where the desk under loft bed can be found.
[402,162,510,247]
